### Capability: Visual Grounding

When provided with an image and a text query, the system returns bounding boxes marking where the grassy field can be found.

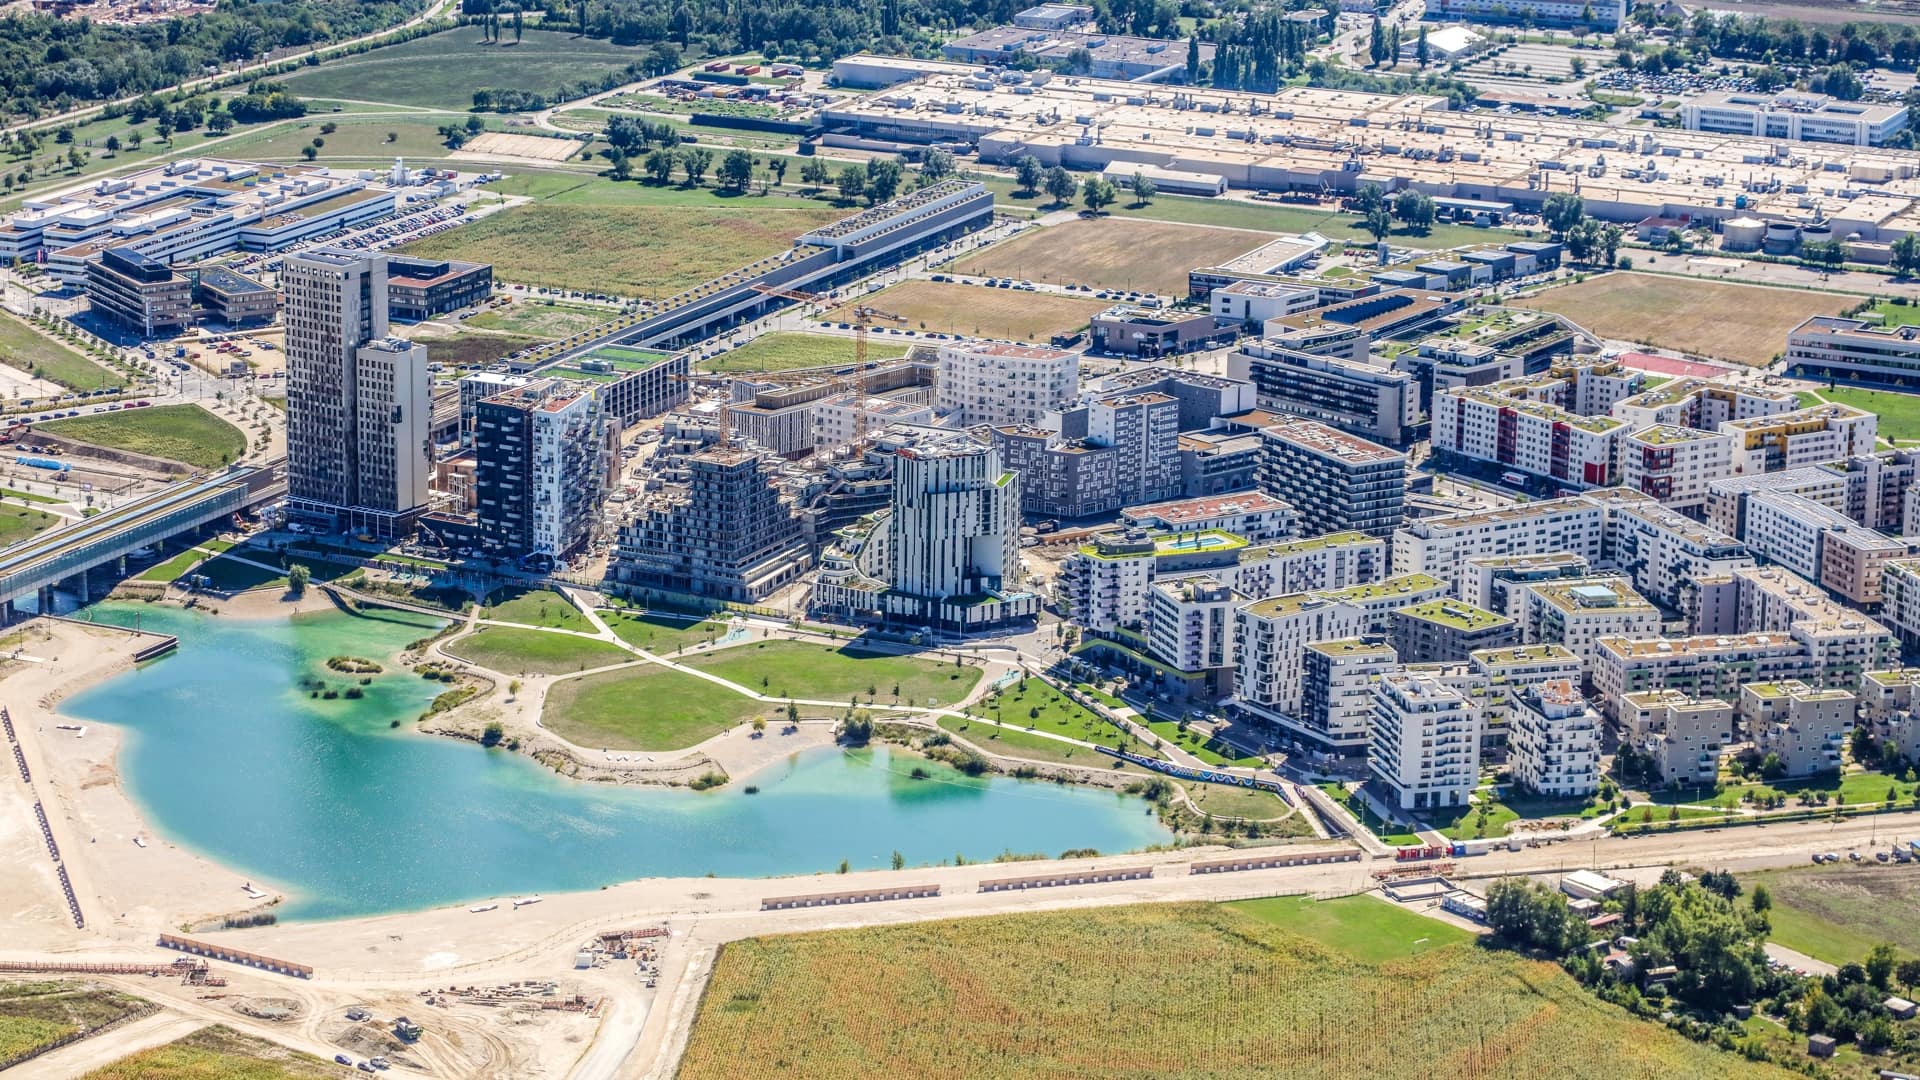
[467,300,619,338]
[599,610,730,654]
[79,1024,336,1079]
[36,405,245,469]
[135,539,236,583]
[699,332,867,374]
[400,203,843,298]
[677,899,1789,1080]
[446,626,630,676]
[1184,782,1299,823]
[0,504,61,546]
[952,218,1269,295]
[937,715,1117,767]
[0,312,119,391]
[543,662,771,750]
[212,113,470,164]
[1806,385,1920,441]
[1647,767,1916,812]
[191,555,351,592]
[408,330,543,369]
[482,586,588,630]
[979,179,1522,250]
[828,282,1107,343]
[1140,717,1264,768]
[0,981,147,1064]
[686,640,981,707]
[1747,863,1920,966]
[281,29,643,111]
[1518,274,1850,366]
[966,677,1142,758]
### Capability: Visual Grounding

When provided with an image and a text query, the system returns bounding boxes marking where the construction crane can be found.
[848,305,906,447]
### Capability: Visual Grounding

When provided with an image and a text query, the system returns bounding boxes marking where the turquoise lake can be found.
[60,603,1173,920]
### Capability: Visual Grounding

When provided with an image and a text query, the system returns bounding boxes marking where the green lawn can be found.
[1862,300,1920,329]
[36,405,245,469]
[600,610,731,655]
[0,486,61,503]
[969,677,1141,755]
[213,113,472,164]
[0,504,61,547]
[1140,717,1264,767]
[543,662,771,751]
[938,715,1142,768]
[0,311,120,391]
[1183,781,1296,823]
[1805,385,1920,442]
[1747,864,1920,966]
[698,332,864,374]
[190,555,350,592]
[685,640,982,707]
[281,28,644,111]
[1319,782,1421,847]
[1650,768,1917,812]
[136,539,236,583]
[1228,894,1474,963]
[1430,797,1522,841]
[482,586,588,630]
[446,625,629,675]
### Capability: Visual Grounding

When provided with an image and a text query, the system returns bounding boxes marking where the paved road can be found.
[1764,941,1838,978]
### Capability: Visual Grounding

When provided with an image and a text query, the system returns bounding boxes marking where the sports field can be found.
[1517,273,1850,366]
[677,899,1787,1080]
[399,204,844,297]
[36,405,245,469]
[828,282,1107,343]
[699,332,867,374]
[280,29,641,111]
[953,218,1270,294]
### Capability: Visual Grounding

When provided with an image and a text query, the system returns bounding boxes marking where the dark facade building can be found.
[385,255,493,320]
[86,247,192,337]
[192,265,277,326]
[611,448,811,601]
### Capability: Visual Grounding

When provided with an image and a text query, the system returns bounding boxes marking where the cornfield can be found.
[677,903,1795,1080]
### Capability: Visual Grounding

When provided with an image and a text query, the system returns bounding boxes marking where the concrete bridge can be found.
[0,461,284,612]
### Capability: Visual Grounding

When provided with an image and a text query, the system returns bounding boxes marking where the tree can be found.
[1799,239,1846,267]
[840,710,873,745]
[104,134,120,156]
[1081,176,1117,213]
[1543,191,1585,236]
[300,144,318,161]
[1014,154,1044,195]
[864,158,903,205]
[1186,35,1201,83]
[576,0,588,36]
[920,148,955,181]
[680,146,711,186]
[1750,883,1772,913]
[1897,957,1920,992]
[1868,943,1899,990]
[1354,182,1384,215]
[718,148,755,193]
[608,149,632,181]
[800,157,831,190]
[1599,223,1623,267]
[1130,170,1156,205]
[287,563,311,596]
[1369,15,1385,65]
[1416,26,1431,69]
[1363,204,1393,242]
[1044,165,1077,205]
[752,716,767,734]
[771,159,787,187]
[836,164,865,202]
[512,5,523,43]
[1394,190,1436,233]
[645,148,675,184]
[891,849,905,870]
[1485,878,1590,956]
[1893,233,1920,278]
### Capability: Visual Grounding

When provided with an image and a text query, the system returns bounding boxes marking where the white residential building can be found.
[1507,680,1601,798]
[1299,638,1400,752]
[1460,552,1592,617]
[525,385,606,560]
[1624,690,1733,786]
[1232,573,1447,727]
[1146,577,1240,690]
[1471,643,1584,746]
[1745,682,1854,776]
[1599,493,1753,611]
[1719,403,1877,475]
[1707,467,1849,539]
[935,341,1079,427]
[1392,498,1606,583]
[1120,491,1297,543]
[1882,558,1920,650]
[1432,385,1624,488]
[1520,577,1662,669]
[1609,378,1797,433]
[1618,425,1735,513]
[1369,672,1482,811]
